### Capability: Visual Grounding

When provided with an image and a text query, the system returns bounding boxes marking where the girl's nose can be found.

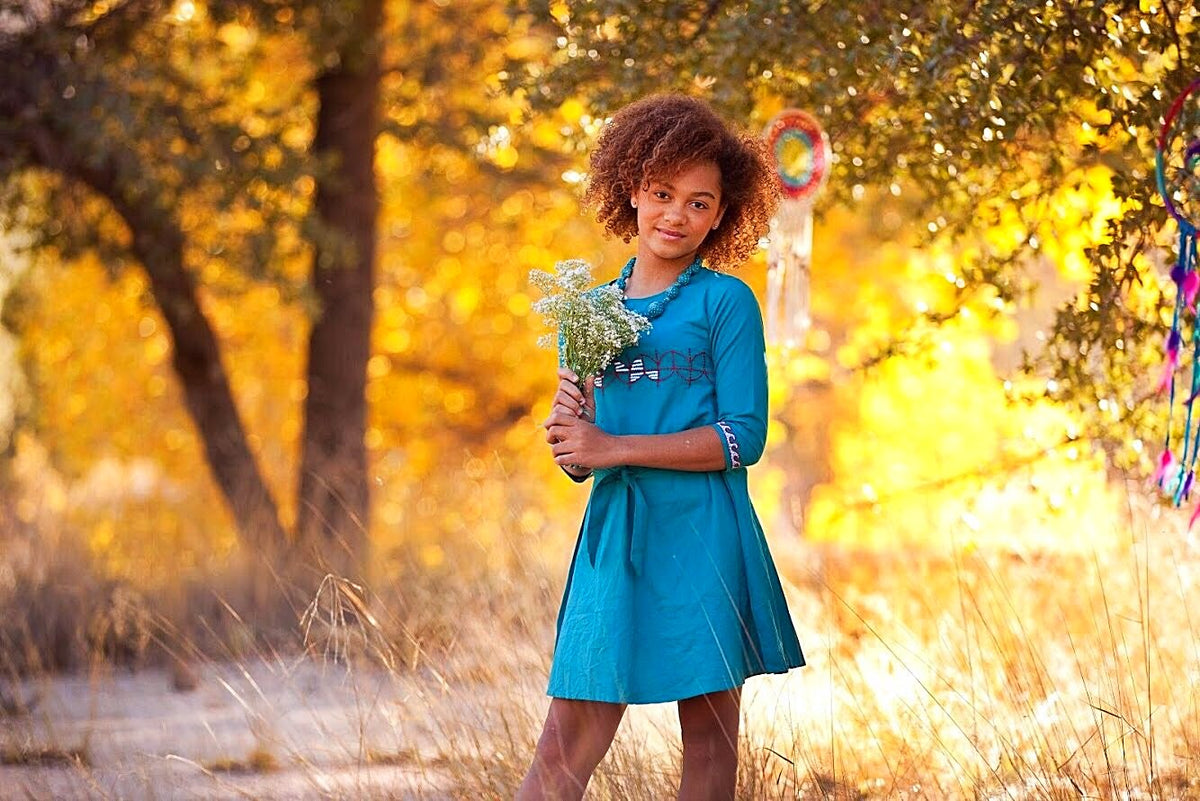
[663,203,686,224]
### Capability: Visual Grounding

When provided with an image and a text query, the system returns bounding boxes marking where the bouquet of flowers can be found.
[530,259,652,382]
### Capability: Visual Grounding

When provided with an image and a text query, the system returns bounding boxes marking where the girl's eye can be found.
[691,202,709,210]
[654,191,670,200]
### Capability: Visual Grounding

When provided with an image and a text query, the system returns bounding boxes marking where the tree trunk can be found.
[295,0,383,578]
[11,108,291,557]
[132,217,290,556]
[113,194,291,556]
[88,206,287,560]
[0,27,294,559]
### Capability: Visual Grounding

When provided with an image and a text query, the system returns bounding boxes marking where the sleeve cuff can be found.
[713,420,742,470]
[560,465,593,483]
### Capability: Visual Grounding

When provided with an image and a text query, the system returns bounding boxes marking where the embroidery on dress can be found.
[716,420,741,468]
[613,357,658,384]
[595,349,713,389]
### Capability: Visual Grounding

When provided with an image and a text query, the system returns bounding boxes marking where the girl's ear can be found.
[712,203,728,230]
[630,180,648,209]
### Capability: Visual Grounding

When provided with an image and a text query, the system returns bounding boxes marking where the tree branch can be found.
[10,105,289,554]
[689,0,722,45]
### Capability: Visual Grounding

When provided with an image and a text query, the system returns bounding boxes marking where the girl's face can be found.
[632,160,727,268]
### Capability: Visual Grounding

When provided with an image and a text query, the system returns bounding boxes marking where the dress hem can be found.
[546,660,805,706]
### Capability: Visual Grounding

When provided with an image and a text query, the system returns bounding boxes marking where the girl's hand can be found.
[543,409,620,469]
[551,368,595,422]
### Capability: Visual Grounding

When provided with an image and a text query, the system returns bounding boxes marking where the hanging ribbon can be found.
[1153,78,1200,522]
[763,109,830,349]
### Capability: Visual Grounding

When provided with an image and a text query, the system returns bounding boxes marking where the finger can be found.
[548,424,574,441]
[553,391,582,415]
[543,408,576,429]
[558,379,585,404]
[552,410,580,427]
[554,401,584,420]
[551,441,573,457]
[557,367,580,385]
[556,389,584,412]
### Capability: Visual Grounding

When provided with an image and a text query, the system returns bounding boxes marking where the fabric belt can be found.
[583,466,650,575]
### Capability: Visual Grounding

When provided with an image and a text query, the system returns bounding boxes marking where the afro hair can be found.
[583,93,780,269]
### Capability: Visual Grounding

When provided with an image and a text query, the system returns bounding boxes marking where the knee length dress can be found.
[547,266,805,705]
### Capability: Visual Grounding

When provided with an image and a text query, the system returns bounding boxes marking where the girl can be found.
[518,94,805,801]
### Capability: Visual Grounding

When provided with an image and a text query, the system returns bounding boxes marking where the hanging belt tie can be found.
[583,466,650,575]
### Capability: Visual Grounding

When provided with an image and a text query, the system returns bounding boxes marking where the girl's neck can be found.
[625,247,699,298]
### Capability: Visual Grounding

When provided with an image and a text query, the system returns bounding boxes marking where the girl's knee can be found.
[535,700,623,770]
[682,726,738,764]
[679,689,741,754]
[680,713,739,767]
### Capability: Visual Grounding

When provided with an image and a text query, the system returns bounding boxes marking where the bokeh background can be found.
[0,1,1198,798]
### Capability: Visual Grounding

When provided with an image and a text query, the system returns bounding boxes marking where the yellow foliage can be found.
[548,1,569,24]
[216,22,256,55]
[804,318,1118,552]
[490,143,520,169]
[761,185,1122,555]
[3,1,1135,585]
[1034,165,1124,284]
[558,98,585,125]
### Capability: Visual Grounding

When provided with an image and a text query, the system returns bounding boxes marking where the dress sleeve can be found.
[708,279,769,470]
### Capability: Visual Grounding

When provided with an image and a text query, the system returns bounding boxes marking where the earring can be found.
[631,199,638,208]
[712,222,719,230]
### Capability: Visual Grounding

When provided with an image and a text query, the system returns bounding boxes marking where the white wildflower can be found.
[529,259,652,382]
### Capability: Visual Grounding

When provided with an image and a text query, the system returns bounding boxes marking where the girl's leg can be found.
[676,686,741,801]
[516,697,626,801]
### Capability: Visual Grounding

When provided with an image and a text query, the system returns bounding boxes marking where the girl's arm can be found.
[608,427,726,471]
[544,367,725,472]
[546,280,768,476]
[544,411,725,472]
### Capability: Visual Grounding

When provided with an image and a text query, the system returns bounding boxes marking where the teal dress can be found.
[547,266,805,704]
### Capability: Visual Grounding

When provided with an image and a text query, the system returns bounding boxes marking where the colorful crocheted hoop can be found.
[1156,77,1200,236]
[763,109,830,202]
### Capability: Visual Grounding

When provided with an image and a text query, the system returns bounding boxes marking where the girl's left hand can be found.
[543,407,620,469]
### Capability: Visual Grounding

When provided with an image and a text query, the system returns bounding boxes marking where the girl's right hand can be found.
[551,367,595,422]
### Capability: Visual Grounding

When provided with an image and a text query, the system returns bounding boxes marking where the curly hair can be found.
[583,93,780,269]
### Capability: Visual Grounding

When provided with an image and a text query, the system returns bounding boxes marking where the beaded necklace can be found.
[615,255,703,320]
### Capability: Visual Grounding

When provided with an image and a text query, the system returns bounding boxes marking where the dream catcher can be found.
[763,109,831,348]
[1152,77,1200,518]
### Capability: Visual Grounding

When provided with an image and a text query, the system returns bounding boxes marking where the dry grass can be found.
[422,491,1200,799]
[1,489,1199,799]
[203,746,279,774]
[0,743,88,768]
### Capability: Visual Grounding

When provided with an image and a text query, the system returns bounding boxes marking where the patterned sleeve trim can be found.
[560,465,593,483]
[716,420,741,469]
